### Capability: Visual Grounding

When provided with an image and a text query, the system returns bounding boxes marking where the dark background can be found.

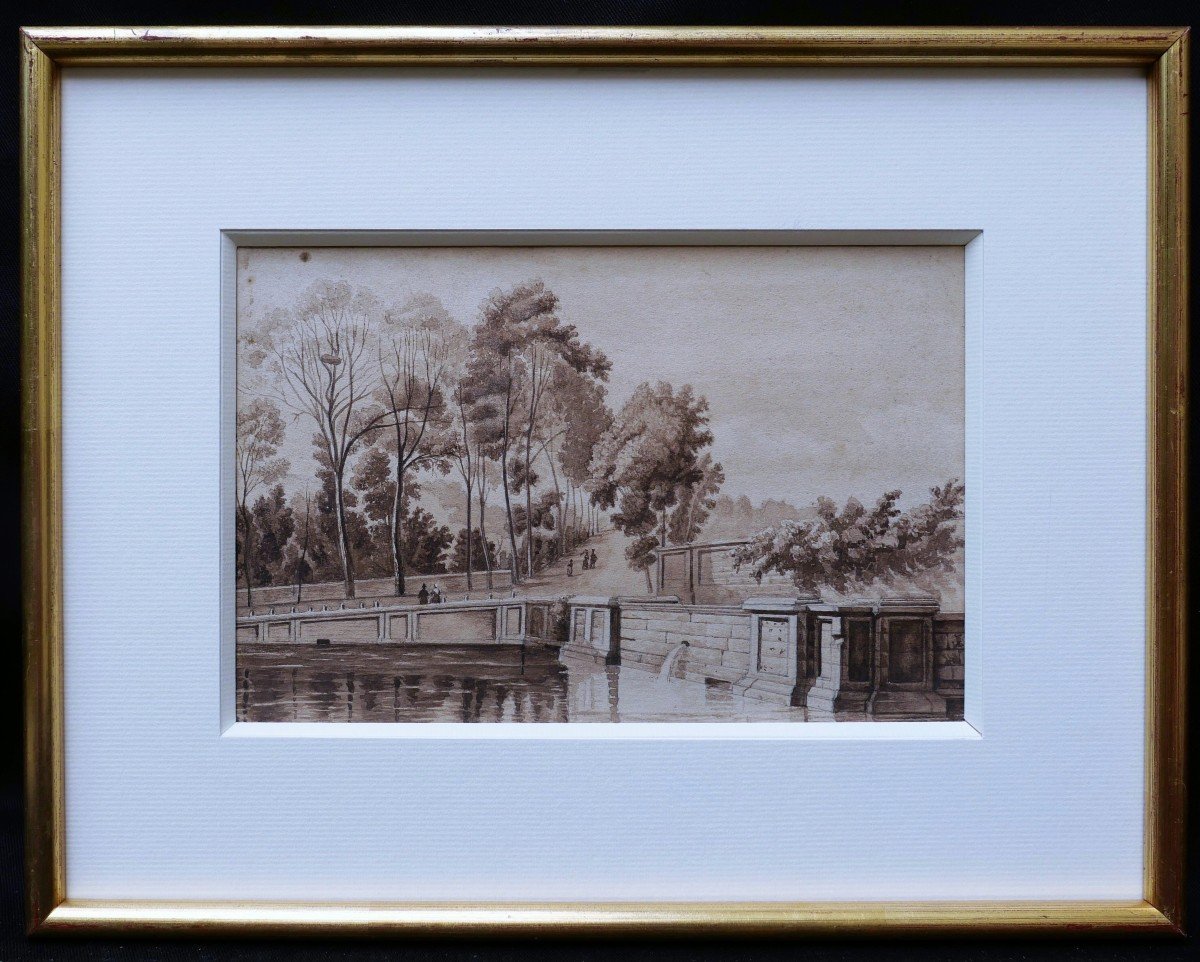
[1,2,1196,960]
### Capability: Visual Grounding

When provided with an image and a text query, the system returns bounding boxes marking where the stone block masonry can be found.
[618,601,752,681]
[574,594,966,720]
[656,541,793,605]
[933,614,966,717]
[236,597,560,649]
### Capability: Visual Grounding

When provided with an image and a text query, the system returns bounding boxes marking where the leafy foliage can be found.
[249,485,295,586]
[450,528,497,574]
[401,507,453,574]
[666,452,725,545]
[589,381,719,573]
[731,480,965,596]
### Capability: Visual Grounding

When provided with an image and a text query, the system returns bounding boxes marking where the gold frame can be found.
[21,26,1189,937]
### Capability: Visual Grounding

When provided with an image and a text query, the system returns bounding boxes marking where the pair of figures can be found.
[417,583,444,605]
[567,548,599,578]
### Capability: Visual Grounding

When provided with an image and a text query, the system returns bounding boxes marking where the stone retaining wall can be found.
[236,596,559,648]
[238,569,514,612]
[933,614,966,715]
[571,594,967,719]
[619,602,753,685]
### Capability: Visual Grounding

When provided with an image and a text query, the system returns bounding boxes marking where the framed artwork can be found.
[22,26,1188,936]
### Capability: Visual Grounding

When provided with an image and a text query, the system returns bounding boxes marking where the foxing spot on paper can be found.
[235,246,965,722]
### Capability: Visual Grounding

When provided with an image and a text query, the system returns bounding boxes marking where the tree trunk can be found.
[563,480,572,553]
[500,446,520,584]
[294,562,306,604]
[464,477,473,591]
[644,565,654,593]
[294,497,311,603]
[478,469,494,589]
[391,464,406,597]
[239,503,254,607]
[332,468,356,599]
[548,458,565,558]
[523,431,535,579]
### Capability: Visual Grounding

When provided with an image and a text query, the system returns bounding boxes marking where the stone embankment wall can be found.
[619,602,751,685]
[236,596,559,648]
[933,614,965,713]
[238,569,514,613]
[566,594,966,720]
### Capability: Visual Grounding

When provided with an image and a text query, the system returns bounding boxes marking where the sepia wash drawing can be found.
[235,246,965,723]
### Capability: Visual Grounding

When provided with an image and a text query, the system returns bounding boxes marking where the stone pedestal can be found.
[802,608,842,714]
[563,596,624,664]
[733,596,818,706]
[866,599,953,719]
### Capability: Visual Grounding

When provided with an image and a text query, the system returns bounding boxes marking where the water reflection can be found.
[236,643,810,723]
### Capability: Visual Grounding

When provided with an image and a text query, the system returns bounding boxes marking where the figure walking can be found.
[581,551,590,571]
[589,548,598,569]
[567,558,574,578]
[418,583,429,606]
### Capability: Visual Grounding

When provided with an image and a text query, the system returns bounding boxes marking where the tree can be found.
[545,367,612,555]
[301,466,337,584]
[401,506,453,575]
[730,480,966,596]
[250,484,295,587]
[272,281,385,598]
[450,528,496,575]
[349,445,400,579]
[234,397,289,605]
[666,452,725,545]
[281,489,315,603]
[349,444,452,584]
[589,381,715,590]
[467,280,610,581]
[373,295,462,595]
[449,361,489,590]
[475,459,496,587]
[463,320,523,584]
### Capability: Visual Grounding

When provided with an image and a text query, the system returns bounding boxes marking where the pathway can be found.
[517,528,652,598]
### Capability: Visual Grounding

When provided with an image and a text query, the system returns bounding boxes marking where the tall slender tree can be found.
[235,397,289,606]
[467,281,611,580]
[282,488,314,603]
[554,372,613,553]
[476,458,495,588]
[373,295,462,595]
[450,384,480,590]
[273,281,384,598]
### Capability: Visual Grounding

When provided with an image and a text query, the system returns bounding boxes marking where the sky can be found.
[237,245,964,511]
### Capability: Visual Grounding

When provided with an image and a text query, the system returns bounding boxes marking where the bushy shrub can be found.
[731,480,964,596]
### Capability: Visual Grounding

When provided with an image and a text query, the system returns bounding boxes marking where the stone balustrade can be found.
[236,596,562,648]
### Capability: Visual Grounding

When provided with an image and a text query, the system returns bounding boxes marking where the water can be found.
[236,643,810,723]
